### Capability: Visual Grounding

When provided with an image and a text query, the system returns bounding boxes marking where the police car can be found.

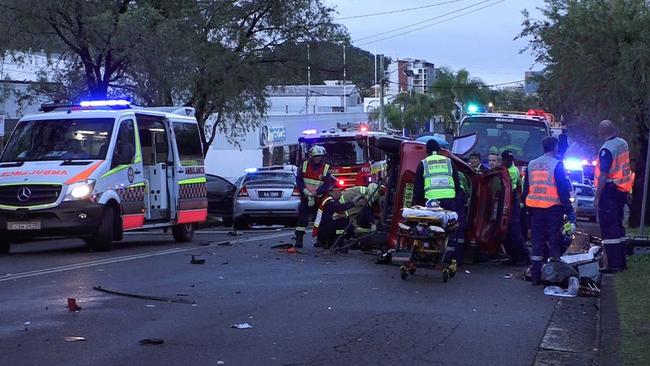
[0,100,208,253]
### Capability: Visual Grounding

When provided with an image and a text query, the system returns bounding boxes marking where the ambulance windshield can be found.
[303,137,366,166]
[1,118,114,162]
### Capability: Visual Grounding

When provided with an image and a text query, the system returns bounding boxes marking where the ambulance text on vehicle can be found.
[0,100,208,253]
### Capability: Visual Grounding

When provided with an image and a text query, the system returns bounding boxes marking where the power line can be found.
[352,0,492,43]
[385,78,524,88]
[356,0,507,46]
[334,1,466,21]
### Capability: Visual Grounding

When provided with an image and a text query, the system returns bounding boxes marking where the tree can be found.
[0,0,344,155]
[519,0,650,226]
[489,88,541,112]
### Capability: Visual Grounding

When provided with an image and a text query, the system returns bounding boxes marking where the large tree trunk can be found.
[628,111,649,227]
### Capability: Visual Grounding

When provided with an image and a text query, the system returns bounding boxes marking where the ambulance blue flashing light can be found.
[563,158,583,171]
[467,104,479,114]
[302,129,317,135]
[245,168,258,173]
[79,99,131,107]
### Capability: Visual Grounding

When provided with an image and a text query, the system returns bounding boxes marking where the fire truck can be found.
[298,124,388,188]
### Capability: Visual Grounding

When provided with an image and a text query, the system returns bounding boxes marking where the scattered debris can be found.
[93,286,194,304]
[464,270,471,274]
[221,262,229,265]
[139,338,164,345]
[217,361,225,365]
[227,231,243,236]
[145,305,156,308]
[176,294,189,297]
[544,277,579,298]
[24,321,30,331]
[190,255,206,265]
[67,298,82,312]
[271,243,293,250]
[504,273,513,279]
[232,323,253,329]
[541,260,579,286]
[327,306,332,310]
[218,241,233,246]
[287,247,296,254]
[64,336,86,342]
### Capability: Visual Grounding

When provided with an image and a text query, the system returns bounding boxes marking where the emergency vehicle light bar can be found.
[80,99,131,107]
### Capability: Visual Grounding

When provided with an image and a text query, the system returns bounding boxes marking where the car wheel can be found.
[88,207,115,252]
[0,238,11,254]
[172,223,195,243]
[234,217,249,230]
[222,217,233,227]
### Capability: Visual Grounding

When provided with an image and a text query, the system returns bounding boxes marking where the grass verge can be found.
[616,254,650,366]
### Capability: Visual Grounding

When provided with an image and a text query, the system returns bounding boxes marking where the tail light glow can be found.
[238,186,249,197]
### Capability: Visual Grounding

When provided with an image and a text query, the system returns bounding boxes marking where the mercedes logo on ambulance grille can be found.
[17,187,32,202]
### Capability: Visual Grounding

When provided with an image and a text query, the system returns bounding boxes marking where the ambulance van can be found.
[0,100,208,253]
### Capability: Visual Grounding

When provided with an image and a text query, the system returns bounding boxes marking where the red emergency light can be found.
[527,109,546,117]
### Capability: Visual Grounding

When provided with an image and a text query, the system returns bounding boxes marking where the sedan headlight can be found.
[66,180,96,200]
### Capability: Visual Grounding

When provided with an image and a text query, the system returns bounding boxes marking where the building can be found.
[524,70,543,95]
[205,81,370,181]
[387,58,437,95]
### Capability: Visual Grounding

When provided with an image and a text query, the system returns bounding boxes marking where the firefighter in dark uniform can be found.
[595,120,633,272]
[501,150,531,265]
[295,145,333,248]
[313,184,366,248]
[524,137,576,285]
[414,139,464,264]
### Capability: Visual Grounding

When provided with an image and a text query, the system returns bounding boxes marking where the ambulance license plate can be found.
[7,221,41,230]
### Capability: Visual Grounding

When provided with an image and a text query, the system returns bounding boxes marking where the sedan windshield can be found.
[1,118,114,162]
[576,186,594,197]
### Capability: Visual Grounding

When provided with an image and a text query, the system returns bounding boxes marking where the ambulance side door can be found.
[169,119,207,224]
[105,117,145,231]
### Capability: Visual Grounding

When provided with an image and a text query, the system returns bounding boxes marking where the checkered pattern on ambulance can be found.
[179,182,207,200]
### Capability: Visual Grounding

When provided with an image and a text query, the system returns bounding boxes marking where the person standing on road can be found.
[414,139,464,264]
[595,120,633,272]
[313,184,366,249]
[501,150,530,265]
[468,152,487,173]
[295,145,333,248]
[488,152,500,169]
[524,137,576,285]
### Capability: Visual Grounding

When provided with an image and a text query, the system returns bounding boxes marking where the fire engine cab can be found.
[298,124,387,188]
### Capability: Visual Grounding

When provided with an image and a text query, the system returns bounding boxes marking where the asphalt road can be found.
[0,227,562,366]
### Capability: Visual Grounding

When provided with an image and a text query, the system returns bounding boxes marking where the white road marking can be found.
[0,232,293,283]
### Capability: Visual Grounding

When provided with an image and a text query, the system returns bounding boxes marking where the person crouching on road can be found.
[413,139,465,264]
[295,145,334,248]
[341,183,381,234]
[313,185,367,249]
[501,150,531,266]
[595,120,633,272]
[523,137,576,285]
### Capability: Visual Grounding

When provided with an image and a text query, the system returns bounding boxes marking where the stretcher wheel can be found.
[442,269,449,283]
[449,260,457,278]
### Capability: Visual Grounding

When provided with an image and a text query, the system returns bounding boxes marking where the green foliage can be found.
[489,88,541,112]
[616,254,650,366]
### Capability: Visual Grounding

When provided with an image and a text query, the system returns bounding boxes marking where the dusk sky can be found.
[325,0,547,85]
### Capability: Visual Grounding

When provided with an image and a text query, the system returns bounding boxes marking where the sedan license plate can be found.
[7,221,42,230]
[260,191,282,198]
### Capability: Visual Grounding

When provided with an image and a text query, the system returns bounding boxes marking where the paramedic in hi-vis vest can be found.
[313,184,366,249]
[295,145,333,248]
[501,150,531,265]
[595,120,633,272]
[414,139,465,264]
[524,137,576,285]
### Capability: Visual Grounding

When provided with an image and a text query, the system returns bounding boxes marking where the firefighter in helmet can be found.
[294,145,334,248]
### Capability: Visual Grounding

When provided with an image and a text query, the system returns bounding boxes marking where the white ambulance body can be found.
[0,100,208,253]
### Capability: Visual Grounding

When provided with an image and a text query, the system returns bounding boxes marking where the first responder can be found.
[524,137,576,285]
[295,145,333,248]
[313,184,366,249]
[341,183,381,234]
[501,150,530,265]
[595,120,633,272]
[413,139,464,264]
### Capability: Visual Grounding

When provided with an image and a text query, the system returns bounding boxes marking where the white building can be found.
[205,81,370,181]
[387,58,437,95]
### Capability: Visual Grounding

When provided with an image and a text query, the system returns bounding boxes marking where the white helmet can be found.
[309,145,326,157]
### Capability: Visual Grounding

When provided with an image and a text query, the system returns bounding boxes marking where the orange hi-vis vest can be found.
[302,161,330,193]
[525,155,561,209]
[595,137,633,193]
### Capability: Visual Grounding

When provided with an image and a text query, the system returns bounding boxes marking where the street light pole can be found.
[379,54,385,131]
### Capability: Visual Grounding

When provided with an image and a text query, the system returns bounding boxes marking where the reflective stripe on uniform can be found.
[531,255,544,261]
[525,155,560,208]
[602,238,625,245]
[335,229,345,235]
[422,154,456,200]
[295,227,307,232]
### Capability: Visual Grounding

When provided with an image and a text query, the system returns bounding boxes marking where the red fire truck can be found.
[298,124,388,188]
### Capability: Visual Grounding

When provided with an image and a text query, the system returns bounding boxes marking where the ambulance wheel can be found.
[89,207,115,252]
[0,239,11,254]
[442,269,449,283]
[172,223,195,243]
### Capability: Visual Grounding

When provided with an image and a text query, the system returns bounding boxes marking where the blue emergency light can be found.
[79,99,131,107]
[563,158,583,171]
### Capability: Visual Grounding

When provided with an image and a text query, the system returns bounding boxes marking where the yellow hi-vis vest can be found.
[422,154,456,200]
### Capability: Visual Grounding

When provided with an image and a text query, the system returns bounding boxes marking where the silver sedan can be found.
[232,168,300,229]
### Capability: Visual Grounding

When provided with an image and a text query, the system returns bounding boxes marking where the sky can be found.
[324,0,547,85]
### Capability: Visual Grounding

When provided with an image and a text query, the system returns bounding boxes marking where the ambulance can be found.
[0,100,208,253]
